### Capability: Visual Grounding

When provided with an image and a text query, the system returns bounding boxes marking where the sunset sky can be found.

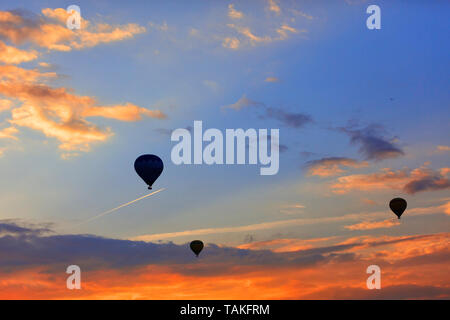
[0,0,449,299]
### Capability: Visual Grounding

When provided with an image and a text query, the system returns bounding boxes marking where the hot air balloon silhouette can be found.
[190,240,204,257]
[134,154,164,190]
[389,198,407,219]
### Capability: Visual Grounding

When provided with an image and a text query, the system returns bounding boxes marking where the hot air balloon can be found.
[190,240,204,257]
[134,154,164,189]
[389,198,407,219]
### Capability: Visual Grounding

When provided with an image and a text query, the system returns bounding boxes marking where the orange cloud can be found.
[0,98,13,112]
[228,4,244,19]
[306,157,368,177]
[0,41,38,64]
[238,237,337,252]
[265,77,280,83]
[442,201,450,215]
[331,164,450,194]
[0,126,18,140]
[0,65,57,82]
[268,0,281,15]
[83,104,167,121]
[0,232,447,299]
[0,9,145,53]
[0,9,162,156]
[437,145,450,152]
[222,37,240,49]
[10,104,111,151]
[0,65,166,154]
[345,219,400,231]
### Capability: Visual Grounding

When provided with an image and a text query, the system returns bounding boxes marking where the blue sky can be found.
[0,0,448,245]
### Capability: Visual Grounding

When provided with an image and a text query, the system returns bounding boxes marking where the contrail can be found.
[77,188,165,226]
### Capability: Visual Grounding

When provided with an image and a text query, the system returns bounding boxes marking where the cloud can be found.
[0,98,14,112]
[442,201,450,216]
[227,24,272,44]
[222,37,240,49]
[202,80,219,92]
[228,4,244,19]
[10,104,112,151]
[344,219,400,231]
[0,40,38,64]
[0,220,355,272]
[306,157,368,177]
[131,218,313,242]
[263,107,312,128]
[304,284,450,300]
[0,220,51,237]
[0,64,57,82]
[0,8,169,157]
[265,77,279,83]
[223,95,312,129]
[403,167,450,194]
[276,25,299,40]
[0,66,166,154]
[238,237,336,252]
[143,2,308,51]
[227,23,301,47]
[0,126,19,140]
[340,124,404,161]
[278,203,306,215]
[221,94,264,111]
[0,9,146,52]
[268,0,281,14]
[290,9,314,20]
[437,145,450,152]
[0,221,448,299]
[83,104,166,121]
[330,164,450,194]
[132,199,450,242]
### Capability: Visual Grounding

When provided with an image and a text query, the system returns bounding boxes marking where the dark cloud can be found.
[0,221,356,274]
[340,124,404,161]
[223,95,312,130]
[0,220,51,237]
[300,151,317,158]
[245,134,288,153]
[263,107,312,129]
[279,144,289,153]
[403,171,450,194]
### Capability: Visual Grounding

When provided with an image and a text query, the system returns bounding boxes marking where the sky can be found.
[0,0,449,299]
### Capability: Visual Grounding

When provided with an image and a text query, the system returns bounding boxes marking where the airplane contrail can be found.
[77,188,165,226]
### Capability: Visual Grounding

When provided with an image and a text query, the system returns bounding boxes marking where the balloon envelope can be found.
[190,240,204,257]
[134,154,164,189]
[389,198,407,219]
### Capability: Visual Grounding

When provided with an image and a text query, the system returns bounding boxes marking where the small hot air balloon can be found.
[389,198,407,219]
[190,240,204,257]
[134,154,164,189]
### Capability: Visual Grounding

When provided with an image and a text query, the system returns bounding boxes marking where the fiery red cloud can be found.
[0,221,448,299]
